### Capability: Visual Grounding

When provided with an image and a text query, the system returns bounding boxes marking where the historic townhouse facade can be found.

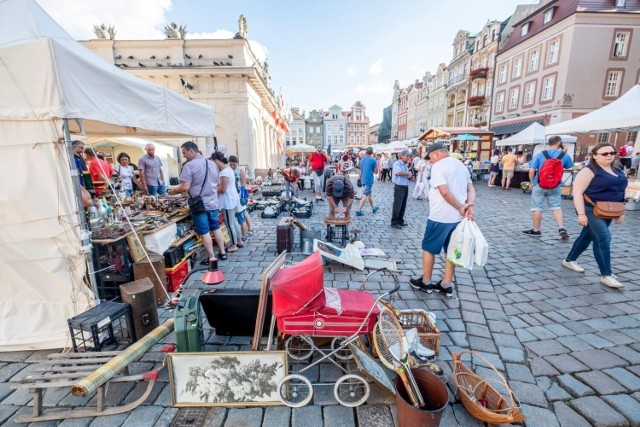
[346,101,370,148]
[467,20,501,128]
[285,108,306,147]
[491,0,640,150]
[446,30,475,127]
[416,73,432,136]
[369,123,379,145]
[324,105,348,153]
[406,80,422,139]
[82,19,285,172]
[427,64,448,129]
[306,109,324,149]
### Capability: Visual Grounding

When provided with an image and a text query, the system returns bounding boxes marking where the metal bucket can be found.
[395,368,448,427]
[299,227,322,253]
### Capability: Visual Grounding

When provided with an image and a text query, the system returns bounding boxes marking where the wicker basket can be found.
[452,351,525,424]
[397,309,441,356]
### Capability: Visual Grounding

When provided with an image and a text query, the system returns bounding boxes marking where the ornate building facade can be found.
[305,109,324,149]
[346,101,370,148]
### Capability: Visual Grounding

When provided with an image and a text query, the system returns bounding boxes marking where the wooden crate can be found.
[397,309,441,356]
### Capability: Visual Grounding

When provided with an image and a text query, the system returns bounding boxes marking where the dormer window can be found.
[543,8,555,24]
[521,22,531,37]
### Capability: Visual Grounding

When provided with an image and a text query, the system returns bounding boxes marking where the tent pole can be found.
[62,119,100,300]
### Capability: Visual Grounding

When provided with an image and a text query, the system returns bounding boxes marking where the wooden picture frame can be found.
[350,343,396,396]
[126,232,147,263]
[167,351,288,407]
[252,251,287,351]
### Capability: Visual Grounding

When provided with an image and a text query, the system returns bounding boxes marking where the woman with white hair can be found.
[211,151,243,252]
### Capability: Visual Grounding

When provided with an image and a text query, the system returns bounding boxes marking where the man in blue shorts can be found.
[355,147,380,216]
[169,141,227,265]
[410,143,476,298]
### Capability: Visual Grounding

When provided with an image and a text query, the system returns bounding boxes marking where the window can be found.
[542,75,555,101]
[628,131,637,142]
[524,82,536,105]
[496,92,505,112]
[513,57,522,78]
[613,32,629,58]
[597,133,610,143]
[529,50,539,72]
[616,0,626,6]
[543,8,554,24]
[547,40,559,65]
[498,64,507,83]
[605,70,623,97]
[486,80,493,98]
[509,88,520,109]
[521,23,530,37]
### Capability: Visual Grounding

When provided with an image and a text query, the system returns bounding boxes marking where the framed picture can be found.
[168,351,288,407]
[350,344,395,396]
[126,232,147,263]
[252,251,287,351]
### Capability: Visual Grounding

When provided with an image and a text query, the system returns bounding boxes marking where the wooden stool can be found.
[323,216,351,247]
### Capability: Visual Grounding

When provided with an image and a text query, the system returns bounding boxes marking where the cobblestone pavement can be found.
[1,176,639,426]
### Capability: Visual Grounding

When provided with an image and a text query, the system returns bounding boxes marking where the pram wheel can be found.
[285,335,313,360]
[278,374,313,407]
[331,337,354,361]
[334,374,370,407]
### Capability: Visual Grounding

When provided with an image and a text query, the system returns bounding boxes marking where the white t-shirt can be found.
[428,157,471,223]
[218,166,240,210]
[115,164,135,191]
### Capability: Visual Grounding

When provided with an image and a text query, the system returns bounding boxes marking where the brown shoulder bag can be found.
[583,194,624,219]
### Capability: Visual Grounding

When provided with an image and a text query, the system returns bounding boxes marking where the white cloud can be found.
[369,59,383,75]
[37,0,172,39]
[347,67,358,77]
[356,80,393,96]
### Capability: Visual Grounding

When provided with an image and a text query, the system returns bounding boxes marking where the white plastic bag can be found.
[469,221,489,267]
[447,219,475,269]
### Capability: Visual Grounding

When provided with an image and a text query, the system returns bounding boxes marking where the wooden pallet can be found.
[11,350,161,423]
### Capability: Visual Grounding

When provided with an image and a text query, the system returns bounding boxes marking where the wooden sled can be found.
[11,350,162,424]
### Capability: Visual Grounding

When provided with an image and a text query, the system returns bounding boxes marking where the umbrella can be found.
[452,133,482,141]
[378,140,409,153]
[286,143,317,154]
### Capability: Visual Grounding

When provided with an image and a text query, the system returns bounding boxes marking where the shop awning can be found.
[490,119,544,136]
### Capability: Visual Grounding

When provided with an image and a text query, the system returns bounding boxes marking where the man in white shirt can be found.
[410,143,476,298]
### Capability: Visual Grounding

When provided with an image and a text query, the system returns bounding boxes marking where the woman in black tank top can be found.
[562,143,628,289]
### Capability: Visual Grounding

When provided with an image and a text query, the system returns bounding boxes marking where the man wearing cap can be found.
[390,150,413,229]
[410,142,475,298]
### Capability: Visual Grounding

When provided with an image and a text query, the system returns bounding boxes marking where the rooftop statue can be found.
[93,24,116,40]
[164,22,187,39]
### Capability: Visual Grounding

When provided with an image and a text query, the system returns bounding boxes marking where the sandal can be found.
[219,253,228,260]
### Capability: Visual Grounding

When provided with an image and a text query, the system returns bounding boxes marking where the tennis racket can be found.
[373,309,425,408]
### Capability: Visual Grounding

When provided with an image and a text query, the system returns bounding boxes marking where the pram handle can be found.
[388,275,401,296]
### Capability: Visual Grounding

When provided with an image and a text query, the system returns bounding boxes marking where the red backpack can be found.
[538,150,565,189]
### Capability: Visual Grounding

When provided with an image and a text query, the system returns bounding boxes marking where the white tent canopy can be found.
[495,122,577,146]
[0,0,215,351]
[545,84,640,135]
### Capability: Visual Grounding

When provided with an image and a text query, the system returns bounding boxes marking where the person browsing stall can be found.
[326,173,355,219]
[138,143,167,196]
[84,147,113,197]
[390,150,413,229]
[306,146,329,201]
[282,166,301,198]
[355,147,380,216]
[169,141,227,265]
[562,143,628,289]
[114,153,141,196]
[211,151,243,253]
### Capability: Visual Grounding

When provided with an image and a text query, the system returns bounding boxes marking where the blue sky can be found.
[39,0,532,124]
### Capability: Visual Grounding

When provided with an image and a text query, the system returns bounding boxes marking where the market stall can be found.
[0,0,215,351]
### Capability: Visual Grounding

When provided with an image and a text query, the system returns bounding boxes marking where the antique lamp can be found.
[202,258,224,285]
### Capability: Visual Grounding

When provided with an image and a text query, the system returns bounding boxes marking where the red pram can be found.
[271,251,379,337]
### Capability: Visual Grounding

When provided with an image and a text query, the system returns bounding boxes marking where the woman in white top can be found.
[412,156,426,199]
[114,152,141,196]
[211,152,243,252]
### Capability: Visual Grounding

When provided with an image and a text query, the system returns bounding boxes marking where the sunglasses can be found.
[596,151,616,157]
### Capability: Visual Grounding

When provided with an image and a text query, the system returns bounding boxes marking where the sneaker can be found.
[559,228,569,240]
[355,210,364,216]
[372,206,380,213]
[523,229,541,236]
[562,259,585,273]
[391,224,403,230]
[600,275,624,289]
[409,277,430,292]
[427,280,454,298]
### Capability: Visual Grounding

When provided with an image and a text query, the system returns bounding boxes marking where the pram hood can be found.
[271,251,326,317]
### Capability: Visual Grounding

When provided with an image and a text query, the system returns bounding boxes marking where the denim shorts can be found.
[235,210,246,224]
[530,185,561,211]
[421,220,460,255]
[191,209,220,235]
[363,183,373,195]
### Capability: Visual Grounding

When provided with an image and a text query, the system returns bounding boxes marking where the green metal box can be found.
[174,295,203,352]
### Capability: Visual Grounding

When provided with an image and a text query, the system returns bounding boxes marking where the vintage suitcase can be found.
[174,295,204,352]
[119,278,160,339]
[132,254,167,305]
[199,289,273,337]
[277,216,294,254]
